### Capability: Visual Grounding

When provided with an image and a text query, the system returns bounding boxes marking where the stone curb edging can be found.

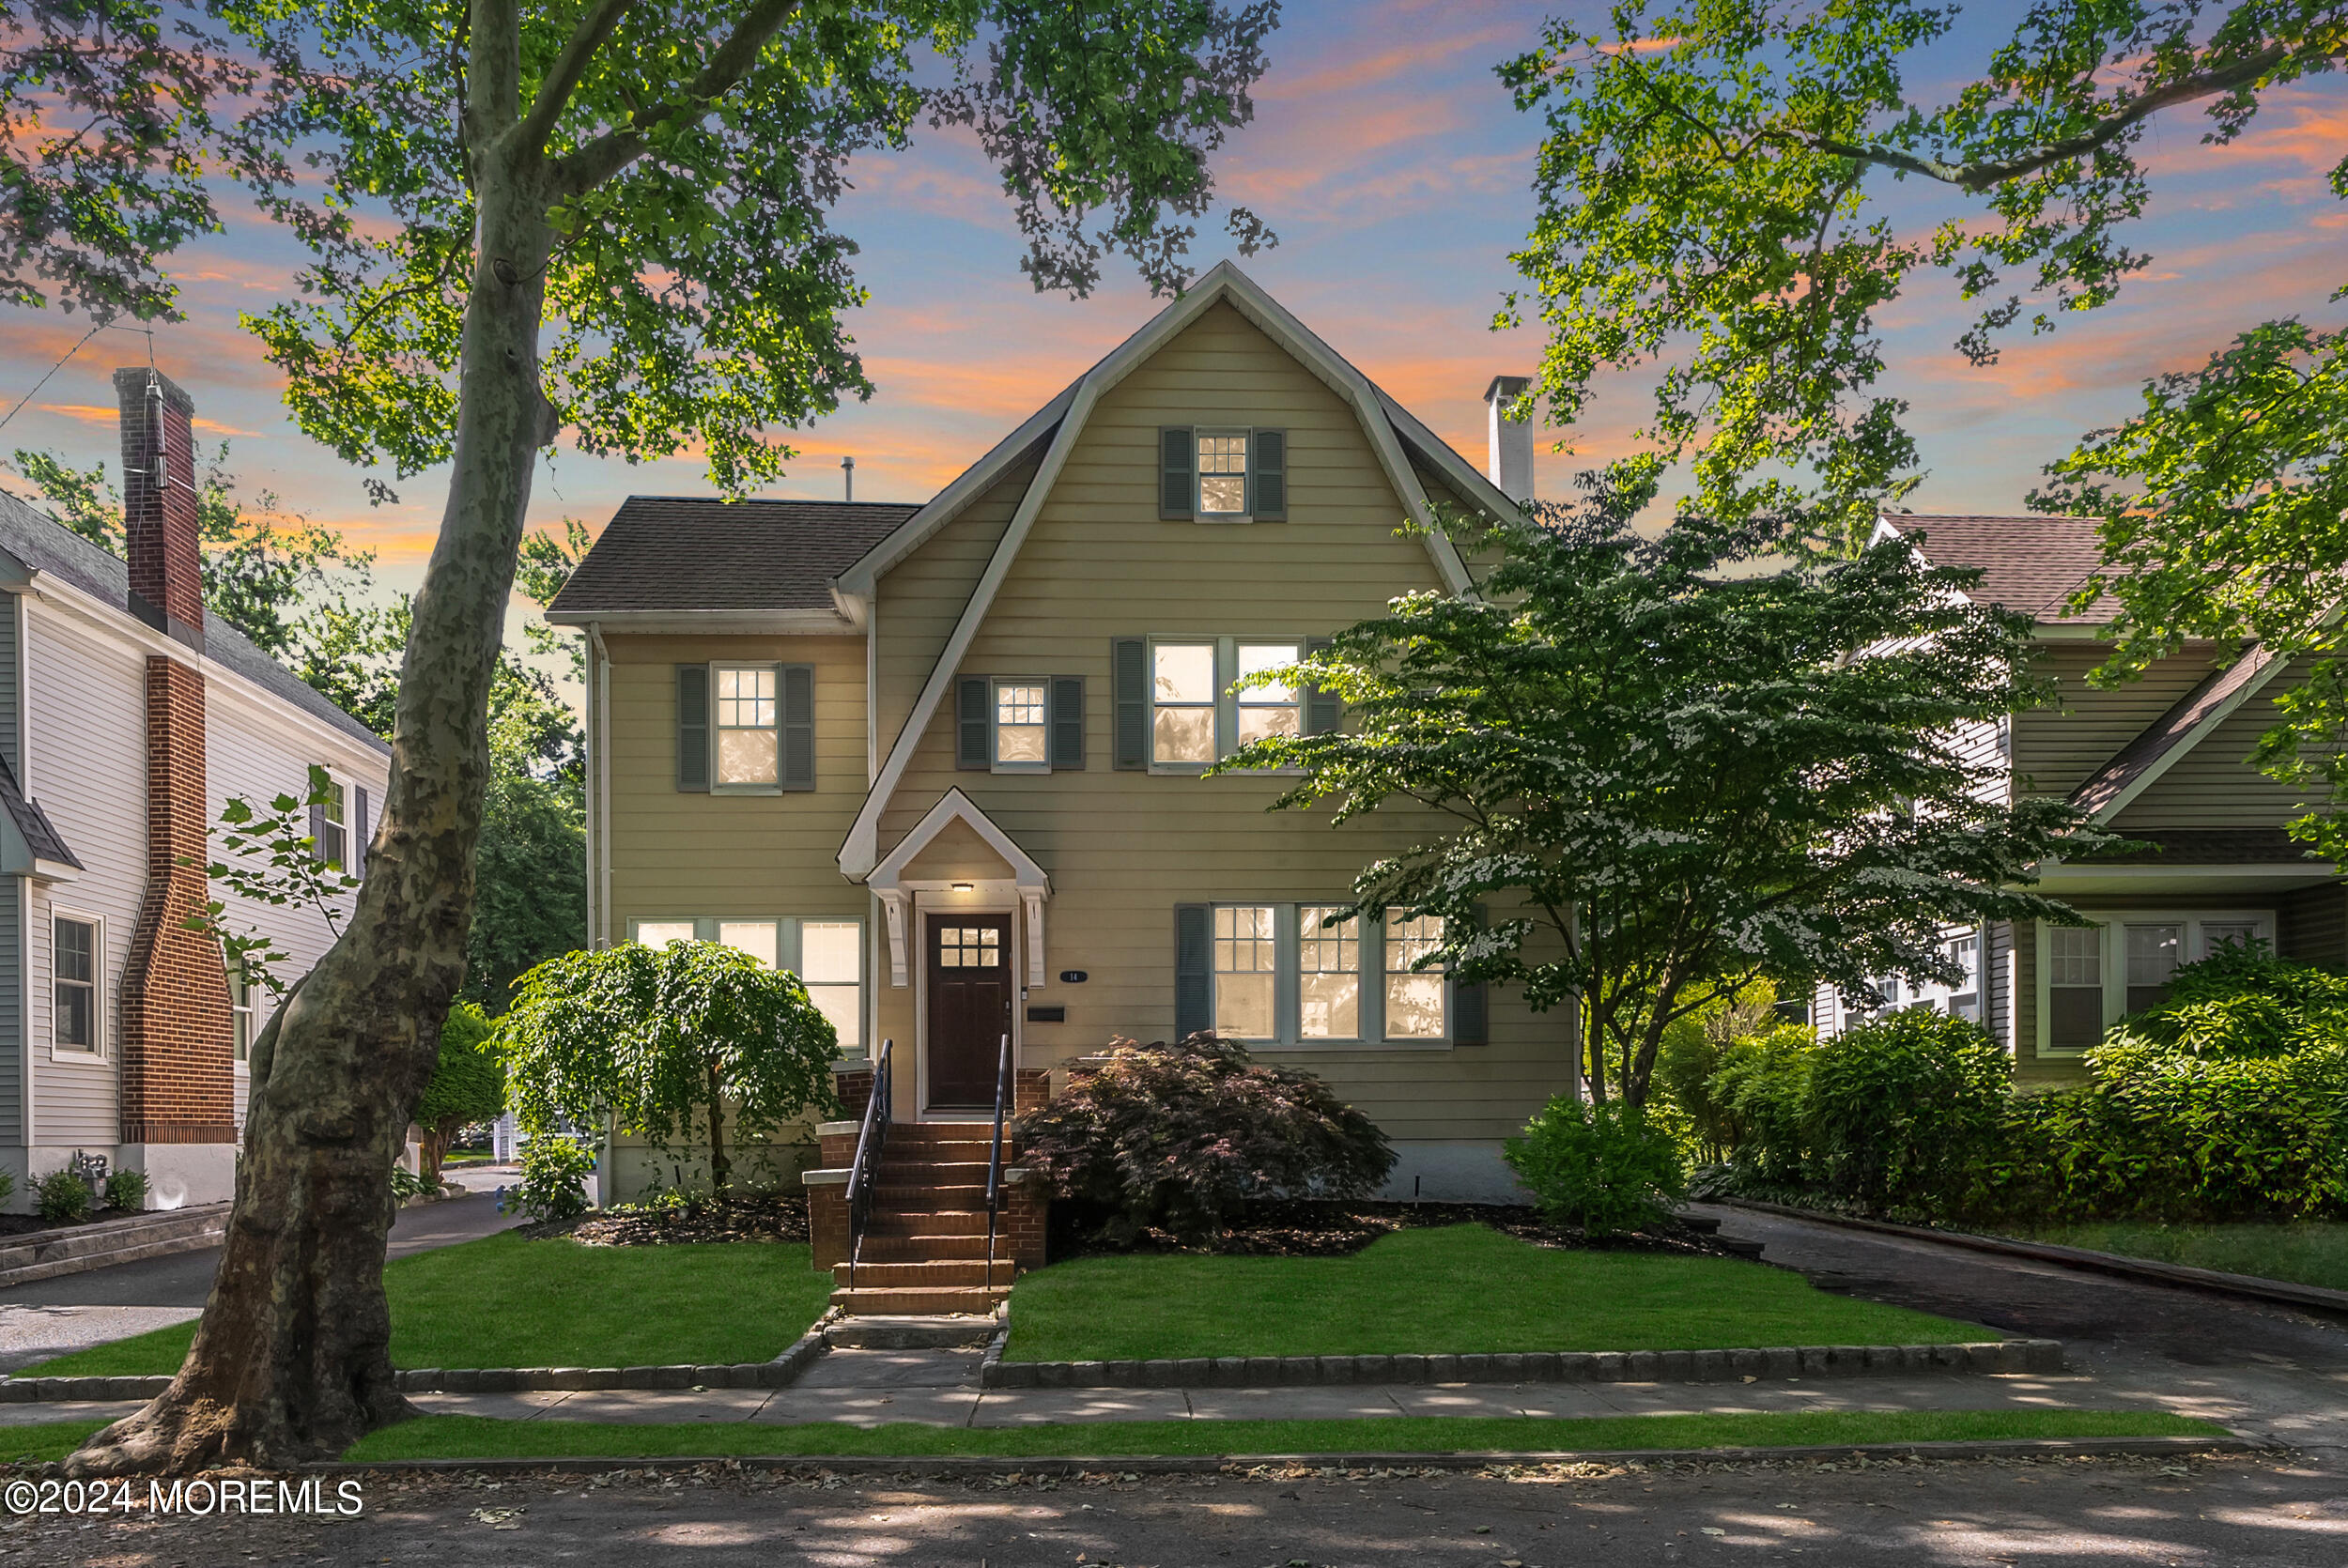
[1708,1198,2348,1320]
[980,1339,2064,1391]
[0,1204,233,1290]
[300,1433,2264,1478]
[0,1322,839,1406]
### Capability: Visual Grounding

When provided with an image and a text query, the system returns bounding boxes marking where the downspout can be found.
[588,623,612,948]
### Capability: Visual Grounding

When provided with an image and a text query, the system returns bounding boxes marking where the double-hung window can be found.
[1183,903,1475,1046]
[1151,643,1218,766]
[1159,426,1286,521]
[1197,432,1249,515]
[54,914,99,1053]
[994,682,1048,770]
[229,964,255,1063]
[2037,911,2274,1056]
[631,915,864,1051]
[715,665,780,788]
[314,778,348,870]
[1145,638,1309,770]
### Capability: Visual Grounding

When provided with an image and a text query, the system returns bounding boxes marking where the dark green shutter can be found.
[1303,636,1341,735]
[675,665,710,792]
[1453,904,1489,1046]
[353,787,369,880]
[1175,903,1212,1040]
[780,664,815,790]
[957,676,990,770]
[1159,427,1194,519]
[1251,428,1286,519]
[1112,638,1148,769]
[1050,676,1085,770]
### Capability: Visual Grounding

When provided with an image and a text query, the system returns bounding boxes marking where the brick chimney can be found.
[113,366,234,1158]
[114,366,205,651]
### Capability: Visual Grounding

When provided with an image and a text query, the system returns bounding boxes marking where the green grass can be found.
[0,1422,108,1464]
[1004,1226,1984,1362]
[27,1231,834,1376]
[338,1407,2219,1463]
[2011,1221,2348,1294]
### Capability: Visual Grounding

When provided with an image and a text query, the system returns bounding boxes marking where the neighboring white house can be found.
[0,368,390,1210]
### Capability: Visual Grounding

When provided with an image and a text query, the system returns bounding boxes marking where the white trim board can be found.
[836,260,1487,879]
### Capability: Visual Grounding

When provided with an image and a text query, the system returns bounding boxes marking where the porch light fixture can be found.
[951,881,975,891]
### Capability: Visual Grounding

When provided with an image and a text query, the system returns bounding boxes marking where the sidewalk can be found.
[0,1345,2216,1433]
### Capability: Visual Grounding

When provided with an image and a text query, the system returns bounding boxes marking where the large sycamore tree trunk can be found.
[65,156,557,1474]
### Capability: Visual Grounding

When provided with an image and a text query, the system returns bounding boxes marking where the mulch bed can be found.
[529,1191,811,1247]
[1048,1198,1738,1262]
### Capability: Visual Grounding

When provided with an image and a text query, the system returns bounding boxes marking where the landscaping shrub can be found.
[0,1173,16,1210]
[32,1169,92,1224]
[1705,1023,1819,1186]
[102,1170,147,1213]
[1803,1008,2009,1215]
[416,1001,503,1187]
[1017,1034,1395,1244]
[1652,981,1784,1164]
[1505,1098,1687,1237]
[510,1137,596,1223]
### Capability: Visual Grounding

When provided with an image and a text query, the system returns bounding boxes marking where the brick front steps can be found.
[809,1118,1047,1316]
[978,1338,2067,1391]
[0,1204,230,1287]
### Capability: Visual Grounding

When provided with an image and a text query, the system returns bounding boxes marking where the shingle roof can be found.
[0,752,77,869]
[1883,512,2119,623]
[548,499,923,616]
[2068,644,2282,820]
[0,489,389,753]
[2069,827,2325,866]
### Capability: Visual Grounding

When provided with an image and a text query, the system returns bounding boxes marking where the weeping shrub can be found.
[1505,1097,1687,1237]
[1017,1034,1395,1245]
[1803,1008,2010,1214]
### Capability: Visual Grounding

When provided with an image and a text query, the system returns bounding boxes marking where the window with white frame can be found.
[229,963,255,1063]
[714,664,780,787]
[1298,905,1360,1039]
[1384,911,1448,1039]
[631,916,864,1051]
[994,681,1049,769]
[1213,905,1277,1039]
[1890,928,1984,1022]
[316,777,348,870]
[1149,638,1309,769]
[2039,911,2274,1055]
[54,913,99,1052]
[1196,431,1248,515]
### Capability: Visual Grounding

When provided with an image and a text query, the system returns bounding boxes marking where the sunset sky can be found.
[1,0,2340,601]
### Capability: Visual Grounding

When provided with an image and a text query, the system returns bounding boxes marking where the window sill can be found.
[48,1045,103,1063]
[710,785,787,796]
[1259,1038,1455,1053]
[989,762,1050,776]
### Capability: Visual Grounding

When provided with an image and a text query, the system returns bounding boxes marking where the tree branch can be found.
[513,0,638,159]
[551,0,803,198]
[1797,40,2306,192]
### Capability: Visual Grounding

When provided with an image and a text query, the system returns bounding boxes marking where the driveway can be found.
[0,1182,522,1372]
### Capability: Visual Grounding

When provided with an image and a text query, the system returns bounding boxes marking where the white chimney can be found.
[1484,375,1532,502]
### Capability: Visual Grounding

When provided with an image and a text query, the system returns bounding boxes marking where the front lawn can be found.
[28,1231,833,1376]
[341,1407,2217,1462]
[1005,1225,1982,1363]
[2008,1222,2348,1294]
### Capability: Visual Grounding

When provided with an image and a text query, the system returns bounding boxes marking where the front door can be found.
[925,914,1012,1108]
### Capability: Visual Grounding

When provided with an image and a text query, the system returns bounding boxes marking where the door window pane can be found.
[2047,924,2103,1050]
[995,683,1047,764]
[1236,642,1302,746]
[2199,921,2260,960]
[54,916,96,1051]
[715,666,780,785]
[1384,911,1446,1039]
[2124,923,2180,1015]
[1298,905,1359,1039]
[717,920,780,969]
[1197,432,1248,515]
[938,927,1002,968]
[800,921,861,1050]
[1213,904,1275,1039]
[1151,643,1216,764]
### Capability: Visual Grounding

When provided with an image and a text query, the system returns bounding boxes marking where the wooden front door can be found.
[925,914,1013,1107]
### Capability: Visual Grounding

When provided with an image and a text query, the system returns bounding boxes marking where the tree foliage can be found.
[1223,491,2090,1106]
[413,1001,504,1186]
[499,941,839,1193]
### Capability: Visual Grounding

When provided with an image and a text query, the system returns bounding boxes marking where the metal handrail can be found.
[983,1033,1013,1284]
[844,1038,893,1292]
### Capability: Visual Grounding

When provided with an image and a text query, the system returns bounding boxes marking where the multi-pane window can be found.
[633,917,864,1052]
[2046,925,2105,1052]
[1213,904,1277,1039]
[995,682,1048,767]
[1298,906,1359,1039]
[1383,912,1447,1039]
[715,665,780,787]
[1197,432,1248,515]
[317,778,348,870]
[1235,643,1302,746]
[1946,932,1982,1022]
[54,915,97,1052]
[229,964,255,1063]
[937,926,1003,967]
[2199,920,2260,959]
[1152,643,1217,765]
[2124,923,2182,1015]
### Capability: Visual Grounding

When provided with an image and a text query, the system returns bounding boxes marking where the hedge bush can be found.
[1805,1009,2010,1214]
[1505,1097,1687,1237]
[1017,1034,1395,1244]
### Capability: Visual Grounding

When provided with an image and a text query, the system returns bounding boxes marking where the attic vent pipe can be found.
[842,454,855,502]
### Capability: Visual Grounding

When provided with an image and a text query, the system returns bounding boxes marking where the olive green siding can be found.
[870,301,1574,1142]
[2009,643,2219,798]
[2112,654,2320,828]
